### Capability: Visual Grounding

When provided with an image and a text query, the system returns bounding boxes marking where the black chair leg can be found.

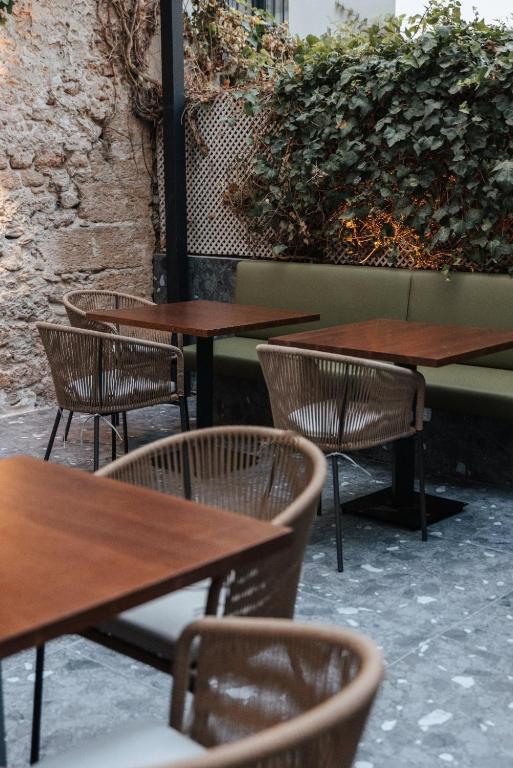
[44,409,63,461]
[63,411,73,442]
[93,415,100,472]
[179,396,190,432]
[317,497,322,517]
[417,433,428,542]
[110,414,117,462]
[30,645,45,764]
[122,412,129,454]
[331,455,344,572]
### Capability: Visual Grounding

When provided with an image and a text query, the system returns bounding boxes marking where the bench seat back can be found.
[407,271,513,371]
[235,262,412,340]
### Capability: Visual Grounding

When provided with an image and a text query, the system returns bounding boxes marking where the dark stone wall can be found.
[153,253,238,303]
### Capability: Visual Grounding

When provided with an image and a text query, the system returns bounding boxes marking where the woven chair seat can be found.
[98,582,211,661]
[66,374,177,410]
[289,400,383,443]
[39,722,204,768]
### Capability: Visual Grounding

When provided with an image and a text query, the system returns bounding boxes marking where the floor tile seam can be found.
[387,589,513,668]
[0,407,52,421]
[64,643,169,693]
[460,540,513,557]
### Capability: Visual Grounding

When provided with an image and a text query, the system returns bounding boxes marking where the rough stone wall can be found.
[0,0,156,411]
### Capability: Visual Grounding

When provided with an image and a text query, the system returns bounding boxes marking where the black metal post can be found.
[0,662,6,767]
[160,0,189,302]
[196,337,214,428]
[30,645,45,764]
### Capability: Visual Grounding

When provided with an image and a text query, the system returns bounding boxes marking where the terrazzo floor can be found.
[1,403,512,767]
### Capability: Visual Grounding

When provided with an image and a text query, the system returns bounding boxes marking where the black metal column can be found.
[160,0,189,302]
[196,337,214,428]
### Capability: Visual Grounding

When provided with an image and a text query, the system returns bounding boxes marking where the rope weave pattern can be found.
[37,322,183,415]
[63,289,183,348]
[257,345,425,453]
[169,617,383,768]
[98,427,327,623]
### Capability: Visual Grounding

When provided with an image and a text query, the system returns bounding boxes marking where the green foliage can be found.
[234,1,513,269]
[184,0,296,91]
[0,0,14,25]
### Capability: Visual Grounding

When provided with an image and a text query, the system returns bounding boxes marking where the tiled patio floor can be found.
[1,404,512,767]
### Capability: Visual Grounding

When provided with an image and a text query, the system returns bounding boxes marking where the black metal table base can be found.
[342,488,466,531]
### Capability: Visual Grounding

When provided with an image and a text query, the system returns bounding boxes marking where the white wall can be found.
[396,0,512,22]
[289,0,394,36]
[289,0,512,36]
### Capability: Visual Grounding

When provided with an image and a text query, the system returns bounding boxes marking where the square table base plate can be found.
[342,488,466,531]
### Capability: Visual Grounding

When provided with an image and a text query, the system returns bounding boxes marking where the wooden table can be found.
[271,318,513,528]
[86,300,319,428]
[0,456,291,765]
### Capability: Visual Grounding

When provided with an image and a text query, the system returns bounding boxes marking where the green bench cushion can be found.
[421,364,513,420]
[185,338,513,419]
[235,261,412,339]
[408,271,513,370]
[184,263,513,421]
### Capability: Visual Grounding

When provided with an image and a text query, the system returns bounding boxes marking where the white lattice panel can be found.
[157,92,272,258]
[157,94,511,272]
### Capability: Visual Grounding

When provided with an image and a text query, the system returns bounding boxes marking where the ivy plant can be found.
[233,1,513,270]
[0,0,13,24]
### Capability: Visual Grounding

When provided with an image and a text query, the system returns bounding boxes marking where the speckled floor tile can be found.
[1,405,513,766]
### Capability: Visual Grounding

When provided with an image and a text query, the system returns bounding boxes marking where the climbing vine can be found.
[230,1,513,271]
[97,0,295,124]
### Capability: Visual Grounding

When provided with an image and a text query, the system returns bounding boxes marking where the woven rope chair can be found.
[37,322,188,471]
[257,344,426,572]
[85,427,326,671]
[31,428,326,762]
[62,290,183,442]
[37,617,383,768]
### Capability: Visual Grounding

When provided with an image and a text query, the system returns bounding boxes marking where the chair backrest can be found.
[63,289,154,333]
[97,426,327,620]
[257,344,425,452]
[169,616,383,768]
[63,289,176,346]
[37,322,182,414]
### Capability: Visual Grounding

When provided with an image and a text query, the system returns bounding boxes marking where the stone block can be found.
[9,149,34,169]
[38,227,96,273]
[20,170,46,188]
[40,223,153,274]
[78,181,151,223]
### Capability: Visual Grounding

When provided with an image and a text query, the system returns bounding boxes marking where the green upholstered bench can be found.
[184,261,513,420]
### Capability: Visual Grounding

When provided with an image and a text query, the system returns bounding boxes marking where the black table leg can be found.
[0,662,6,767]
[196,337,214,428]
[393,434,416,506]
[341,362,466,529]
[343,434,465,530]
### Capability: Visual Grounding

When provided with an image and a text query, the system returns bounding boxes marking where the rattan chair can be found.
[37,322,188,471]
[85,426,326,670]
[37,616,383,768]
[257,344,427,572]
[62,290,180,442]
[31,428,326,762]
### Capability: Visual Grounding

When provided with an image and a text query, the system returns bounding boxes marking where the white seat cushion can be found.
[98,582,210,660]
[39,722,205,768]
[289,400,382,441]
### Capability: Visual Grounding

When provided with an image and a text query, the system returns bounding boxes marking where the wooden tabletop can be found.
[0,457,291,659]
[86,300,320,338]
[270,318,513,367]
